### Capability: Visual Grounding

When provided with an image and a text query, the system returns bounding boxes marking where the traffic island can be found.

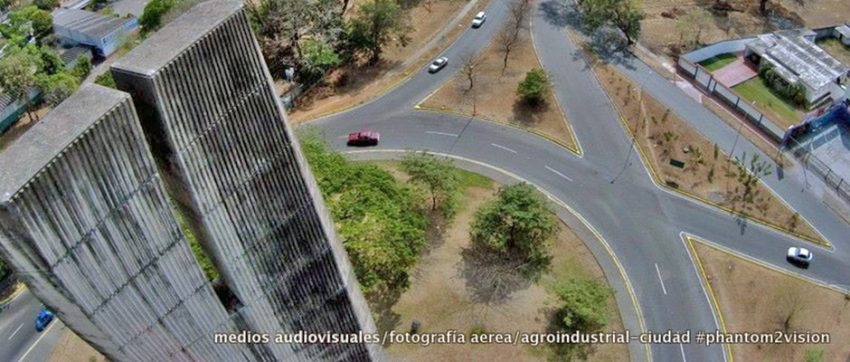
[593,63,828,246]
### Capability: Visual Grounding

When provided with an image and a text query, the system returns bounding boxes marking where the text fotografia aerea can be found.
[214,331,381,345]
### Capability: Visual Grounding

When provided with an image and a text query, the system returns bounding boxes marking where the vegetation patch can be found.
[699,53,738,72]
[733,76,806,130]
[593,63,826,245]
[692,239,850,362]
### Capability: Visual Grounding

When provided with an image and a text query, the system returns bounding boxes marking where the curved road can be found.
[307,0,850,361]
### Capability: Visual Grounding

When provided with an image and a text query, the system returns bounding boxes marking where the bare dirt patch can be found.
[48,326,106,362]
[374,163,627,361]
[693,241,850,361]
[289,0,489,122]
[640,0,850,57]
[593,63,825,245]
[420,16,578,151]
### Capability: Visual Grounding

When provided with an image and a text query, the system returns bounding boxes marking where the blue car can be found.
[35,308,54,332]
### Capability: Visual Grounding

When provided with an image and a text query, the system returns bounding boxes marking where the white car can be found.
[786,246,813,267]
[472,11,487,28]
[429,57,448,73]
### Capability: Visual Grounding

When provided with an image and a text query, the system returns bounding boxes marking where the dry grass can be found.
[640,0,850,57]
[376,163,627,361]
[289,0,490,122]
[693,241,850,362]
[48,327,105,362]
[420,18,578,151]
[593,63,825,245]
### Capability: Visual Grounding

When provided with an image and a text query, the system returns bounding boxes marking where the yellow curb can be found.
[687,234,848,294]
[0,282,26,305]
[345,149,652,362]
[683,235,734,362]
[528,6,583,158]
[614,114,830,248]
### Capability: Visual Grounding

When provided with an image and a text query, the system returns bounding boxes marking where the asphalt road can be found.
[309,0,850,361]
[0,290,54,362]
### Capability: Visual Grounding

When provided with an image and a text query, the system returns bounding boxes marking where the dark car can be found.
[35,308,54,332]
[347,130,380,146]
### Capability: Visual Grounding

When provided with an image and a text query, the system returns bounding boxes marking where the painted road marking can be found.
[679,343,687,362]
[545,165,574,182]
[8,323,23,340]
[490,143,517,154]
[655,263,668,295]
[425,131,458,137]
[17,321,57,362]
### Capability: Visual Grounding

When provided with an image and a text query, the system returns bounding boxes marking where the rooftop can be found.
[52,8,135,39]
[0,85,130,203]
[748,29,849,90]
[837,24,850,40]
[111,0,243,76]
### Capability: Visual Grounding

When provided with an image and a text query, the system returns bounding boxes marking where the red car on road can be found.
[347,130,380,146]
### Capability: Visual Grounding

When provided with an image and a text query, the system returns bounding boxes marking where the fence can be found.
[677,57,786,142]
[790,138,850,205]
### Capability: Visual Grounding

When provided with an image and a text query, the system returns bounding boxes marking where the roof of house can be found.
[59,45,92,65]
[0,93,14,110]
[52,8,135,40]
[111,0,242,76]
[837,24,850,39]
[747,29,849,90]
[0,85,130,202]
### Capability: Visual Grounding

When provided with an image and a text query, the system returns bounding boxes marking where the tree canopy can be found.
[401,152,460,219]
[550,278,612,358]
[470,183,557,268]
[517,68,552,106]
[139,0,174,34]
[1,6,53,41]
[300,129,428,296]
[576,0,643,45]
[346,0,410,64]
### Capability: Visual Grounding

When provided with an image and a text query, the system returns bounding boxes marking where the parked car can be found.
[428,57,448,73]
[35,308,54,332]
[786,246,813,268]
[347,130,380,146]
[472,11,487,28]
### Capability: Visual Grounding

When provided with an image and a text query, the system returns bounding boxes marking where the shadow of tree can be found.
[458,244,549,305]
[511,99,550,128]
[367,288,404,335]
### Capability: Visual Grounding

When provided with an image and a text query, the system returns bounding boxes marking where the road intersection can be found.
[309,0,850,361]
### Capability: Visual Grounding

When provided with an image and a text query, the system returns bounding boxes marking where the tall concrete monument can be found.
[111,0,378,360]
[0,85,254,361]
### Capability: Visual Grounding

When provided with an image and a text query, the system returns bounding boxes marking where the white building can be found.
[52,9,138,57]
[745,29,849,105]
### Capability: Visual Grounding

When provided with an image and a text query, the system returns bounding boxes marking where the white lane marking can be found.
[680,343,687,362]
[8,323,23,340]
[655,263,668,295]
[545,165,574,182]
[490,143,517,154]
[16,321,58,362]
[425,131,458,137]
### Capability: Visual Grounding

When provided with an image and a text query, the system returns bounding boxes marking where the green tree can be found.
[517,68,552,106]
[300,129,427,296]
[72,55,92,80]
[139,0,174,34]
[94,72,117,89]
[577,0,643,46]
[551,278,612,358]
[37,72,78,107]
[470,183,557,268]
[38,46,64,75]
[0,51,41,122]
[300,38,341,80]
[4,6,53,40]
[346,0,410,64]
[400,152,460,218]
[33,0,58,10]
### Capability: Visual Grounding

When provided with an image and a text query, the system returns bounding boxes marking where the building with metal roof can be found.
[746,28,849,104]
[52,8,138,57]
